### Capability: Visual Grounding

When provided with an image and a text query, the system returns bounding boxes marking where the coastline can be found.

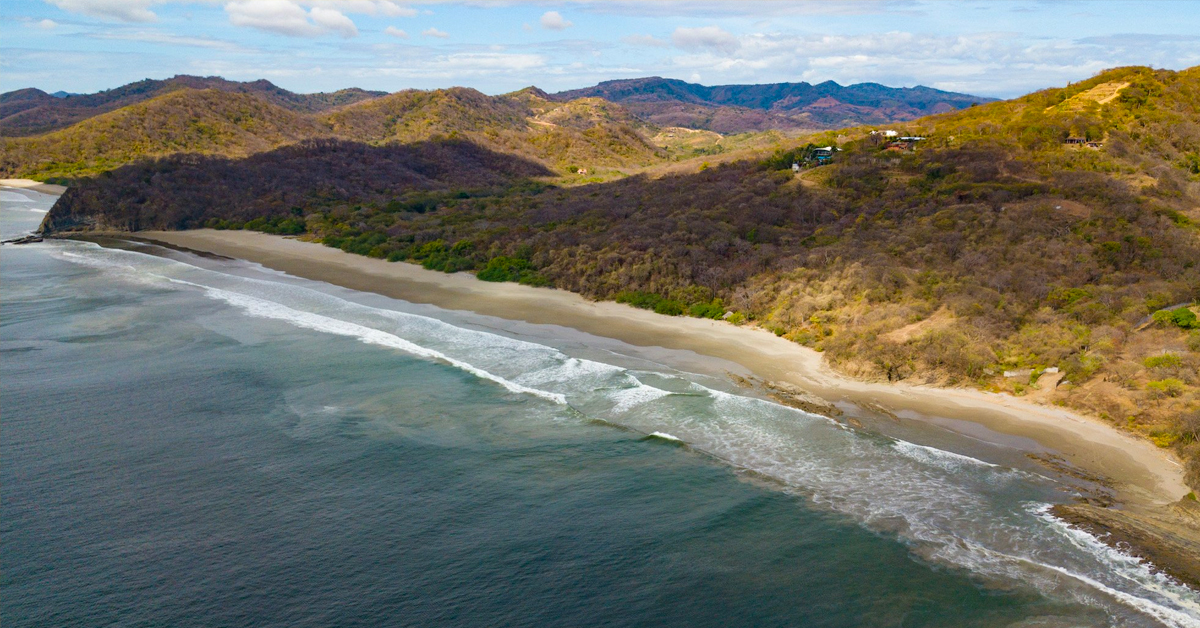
[134,228,1190,508]
[0,178,67,196]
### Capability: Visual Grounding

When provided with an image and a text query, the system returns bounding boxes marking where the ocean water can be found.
[3,189,1199,628]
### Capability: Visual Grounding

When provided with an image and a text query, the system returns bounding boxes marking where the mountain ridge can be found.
[36,65,1200,502]
[550,76,993,132]
[0,74,385,137]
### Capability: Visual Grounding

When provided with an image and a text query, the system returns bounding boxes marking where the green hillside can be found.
[2,84,668,180]
[1,89,332,180]
[41,65,1200,488]
[323,86,664,173]
[0,75,383,137]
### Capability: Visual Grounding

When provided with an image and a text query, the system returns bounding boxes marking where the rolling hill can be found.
[39,65,1200,497]
[1,89,334,180]
[1,84,666,180]
[0,75,384,137]
[552,76,993,132]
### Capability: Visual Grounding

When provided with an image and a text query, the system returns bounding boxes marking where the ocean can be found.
[3,188,1199,627]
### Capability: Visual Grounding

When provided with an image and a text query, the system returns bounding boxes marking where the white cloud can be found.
[672,25,739,54]
[622,34,667,47]
[384,26,408,38]
[225,1,357,38]
[365,52,546,80]
[46,0,159,22]
[88,28,251,51]
[539,11,572,30]
[309,1,416,17]
[422,27,448,38]
[36,19,60,29]
[310,6,358,37]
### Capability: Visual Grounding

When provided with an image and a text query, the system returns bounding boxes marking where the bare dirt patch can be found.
[881,306,954,343]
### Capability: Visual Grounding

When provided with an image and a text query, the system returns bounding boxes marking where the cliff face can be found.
[38,188,134,233]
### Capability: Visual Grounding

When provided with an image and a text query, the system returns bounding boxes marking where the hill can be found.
[0,75,383,137]
[39,65,1200,493]
[1,84,667,180]
[552,77,993,133]
[1,89,333,180]
[322,86,664,172]
[41,139,552,234]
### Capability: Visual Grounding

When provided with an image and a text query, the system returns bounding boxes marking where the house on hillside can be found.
[887,136,926,151]
[812,146,837,163]
[1064,137,1087,145]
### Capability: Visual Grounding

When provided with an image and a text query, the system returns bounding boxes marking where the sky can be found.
[2,0,1199,99]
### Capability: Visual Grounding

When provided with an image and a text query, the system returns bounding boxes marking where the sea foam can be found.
[46,235,1200,626]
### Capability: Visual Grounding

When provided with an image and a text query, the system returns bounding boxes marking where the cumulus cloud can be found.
[226,1,357,38]
[317,1,417,17]
[310,6,357,37]
[36,19,60,29]
[422,27,448,38]
[45,0,159,22]
[653,29,1160,97]
[539,11,572,31]
[672,25,739,54]
[384,26,409,38]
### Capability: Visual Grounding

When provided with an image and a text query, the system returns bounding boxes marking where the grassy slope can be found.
[0,75,383,137]
[323,87,665,175]
[2,86,672,180]
[1,89,332,179]
[31,65,1200,486]
[300,65,1200,485]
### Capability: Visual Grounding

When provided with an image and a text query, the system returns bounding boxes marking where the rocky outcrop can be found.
[1051,499,1200,590]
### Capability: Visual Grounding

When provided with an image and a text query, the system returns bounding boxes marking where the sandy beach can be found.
[1,179,67,195]
[134,228,1190,507]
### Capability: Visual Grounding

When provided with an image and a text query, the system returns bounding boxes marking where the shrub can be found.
[1147,378,1186,397]
[1153,307,1200,330]
[615,291,664,310]
[477,256,533,282]
[688,300,725,319]
[1144,353,1184,369]
[653,300,686,316]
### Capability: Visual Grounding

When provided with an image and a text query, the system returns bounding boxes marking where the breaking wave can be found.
[47,236,1200,626]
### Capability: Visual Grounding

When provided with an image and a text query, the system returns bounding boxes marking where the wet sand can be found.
[1,179,67,195]
[135,228,1190,508]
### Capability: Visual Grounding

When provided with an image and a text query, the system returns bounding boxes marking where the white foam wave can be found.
[892,439,999,470]
[648,432,684,442]
[0,191,34,203]
[517,356,625,386]
[173,278,567,405]
[44,236,1200,624]
[608,383,672,413]
[1033,504,1200,627]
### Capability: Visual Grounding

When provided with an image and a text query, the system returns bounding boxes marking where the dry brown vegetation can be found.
[35,65,1200,490]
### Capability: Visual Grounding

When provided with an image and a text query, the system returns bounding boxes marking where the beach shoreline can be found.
[130,228,1190,508]
[0,178,67,196]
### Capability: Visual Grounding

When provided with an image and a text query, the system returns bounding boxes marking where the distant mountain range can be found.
[0,74,991,179]
[0,75,384,137]
[0,77,665,180]
[551,77,993,133]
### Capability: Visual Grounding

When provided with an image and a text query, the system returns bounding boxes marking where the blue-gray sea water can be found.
[3,188,1199,627]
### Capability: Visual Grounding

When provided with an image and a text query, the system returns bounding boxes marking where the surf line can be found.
[161,275,570,406]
